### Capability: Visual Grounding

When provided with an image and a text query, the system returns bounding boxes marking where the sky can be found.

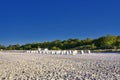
[0,0,120,45]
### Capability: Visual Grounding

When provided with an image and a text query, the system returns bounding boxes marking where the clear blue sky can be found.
[0,0,120,45]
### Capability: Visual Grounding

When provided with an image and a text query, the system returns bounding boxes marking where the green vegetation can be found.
[0,35,120,50]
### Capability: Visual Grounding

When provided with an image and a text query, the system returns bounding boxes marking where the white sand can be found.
[0,53,120,80]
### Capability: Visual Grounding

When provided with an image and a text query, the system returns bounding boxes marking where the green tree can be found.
[31,42,41,50]
[51,46,60,50]
[24,44,32,50]
[40,41,50,49]
[94,35,117,49]
[49,40,63,49]
[7,45,15,50]
[115,36,120,49]
[91,43,96,49]
[0,44,5,50]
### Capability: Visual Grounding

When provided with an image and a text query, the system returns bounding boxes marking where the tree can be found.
[91,43,96,49]
[0,44,5,50]
[49,40,63,49]
[94,35,117,49]
[7,45,15,50]
[0,35,120,50]
[51,46,60,50]
[115,36,120,49]
[31,42,41,50]
[14,44,20,50]
[41,41,50,49]
[23,44,32,50]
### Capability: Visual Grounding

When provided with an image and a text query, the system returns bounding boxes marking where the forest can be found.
[0,35,120,50]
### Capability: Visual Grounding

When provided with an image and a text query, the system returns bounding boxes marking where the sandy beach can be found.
[0,52,120,80]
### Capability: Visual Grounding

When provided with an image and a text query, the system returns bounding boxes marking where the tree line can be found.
[0,35,120,50]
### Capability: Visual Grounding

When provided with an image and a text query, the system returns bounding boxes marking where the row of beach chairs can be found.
[27,50,91,55]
